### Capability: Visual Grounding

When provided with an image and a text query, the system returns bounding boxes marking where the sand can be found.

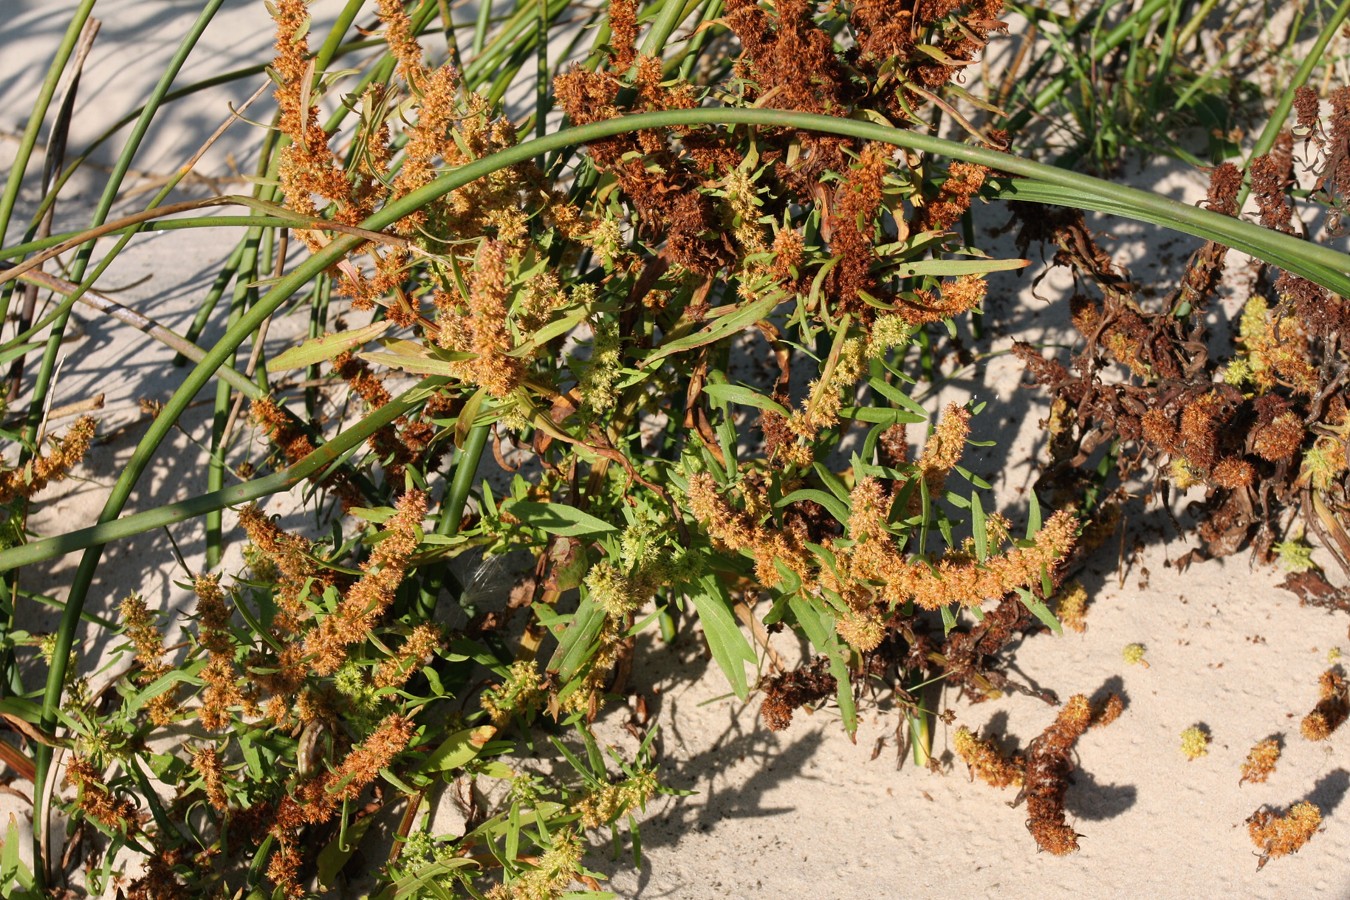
[2,2,1348,896]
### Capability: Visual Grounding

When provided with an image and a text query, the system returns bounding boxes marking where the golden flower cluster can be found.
[194,574,252,731]
[192,745,229,812]
[917,161,989,233]
[0,415,94,505]
[916,403,971,503]
[689,466,1076,654]
[374,623,442,689]
[1180,725,1211,760]
[65,755,137,832]
[560,616,631,717]
[686,472,811,588]
[884,275,989,328]
[481,659,545,727]
[1055,581,1089,633]
[268,713,416,894]
[848,507,1077,614]
[785,337,866,456]
[724,167,768,257]
[304,489,427,675]
[238,503,326,632]
[1233,294,1317,395]
[271,0,372,251]
[484,828,584,900]
[577,768,659,830]
[119,594,177,726]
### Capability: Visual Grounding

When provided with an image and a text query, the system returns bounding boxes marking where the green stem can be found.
[0,0,96,295]
[28,1,229,867]
[416,423,491,619]
[0,380,442,573]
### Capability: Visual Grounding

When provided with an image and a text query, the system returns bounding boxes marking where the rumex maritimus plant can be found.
[1,0,1350,895]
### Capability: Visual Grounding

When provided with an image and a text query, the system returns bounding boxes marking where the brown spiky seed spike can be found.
[1024,694,1093,855]
[1091,693,1124,729]
[1300,668,1349,742]
[1247,802,1321,870]
[1239,739,1281,786]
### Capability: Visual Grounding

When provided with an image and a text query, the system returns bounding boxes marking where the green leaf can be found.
[787,595,856,734]
[125,660,207,714]
[507,304,589,357]
[839,405,925,425]
[0,698,43,724]
[501,500,616,537]
[1026,490,1042,538]
[640,292,782,366]
[866,376,924,413]
[267,320,390,372]
[1,813,33,889]
[811,462,852,502]
[317,811,375,887]
[549,594,608,682]
[953,465,992,490]
[420,725,499,774]
[971,492,988,562]
[894,256,1029,278]
[940,603,958,636]
[454,387,488,449]
[691,574,756,700]
[701,383,791,417]
[384,857,480,899]
[1015,587,1062,635]
[359,338,475,376]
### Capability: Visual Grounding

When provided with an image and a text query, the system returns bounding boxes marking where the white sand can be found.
[2,2,1348,896]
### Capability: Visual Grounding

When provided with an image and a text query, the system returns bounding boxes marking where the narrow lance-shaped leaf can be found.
[1016,586,1062,636]
[692,573,757,700]
[267,320,390,372]
[501,499,617,537]
[788,594,858,735]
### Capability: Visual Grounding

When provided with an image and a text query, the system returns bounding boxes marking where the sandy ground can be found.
[3,1,1350,896]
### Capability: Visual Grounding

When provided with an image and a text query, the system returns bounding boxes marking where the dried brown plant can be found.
[1247,801,1322,869]
[760,657,837,731]
[1240,738,1281,786]
[1023,694,1093,855]
[953,725,1024,789]
[1300,667,1349,741]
